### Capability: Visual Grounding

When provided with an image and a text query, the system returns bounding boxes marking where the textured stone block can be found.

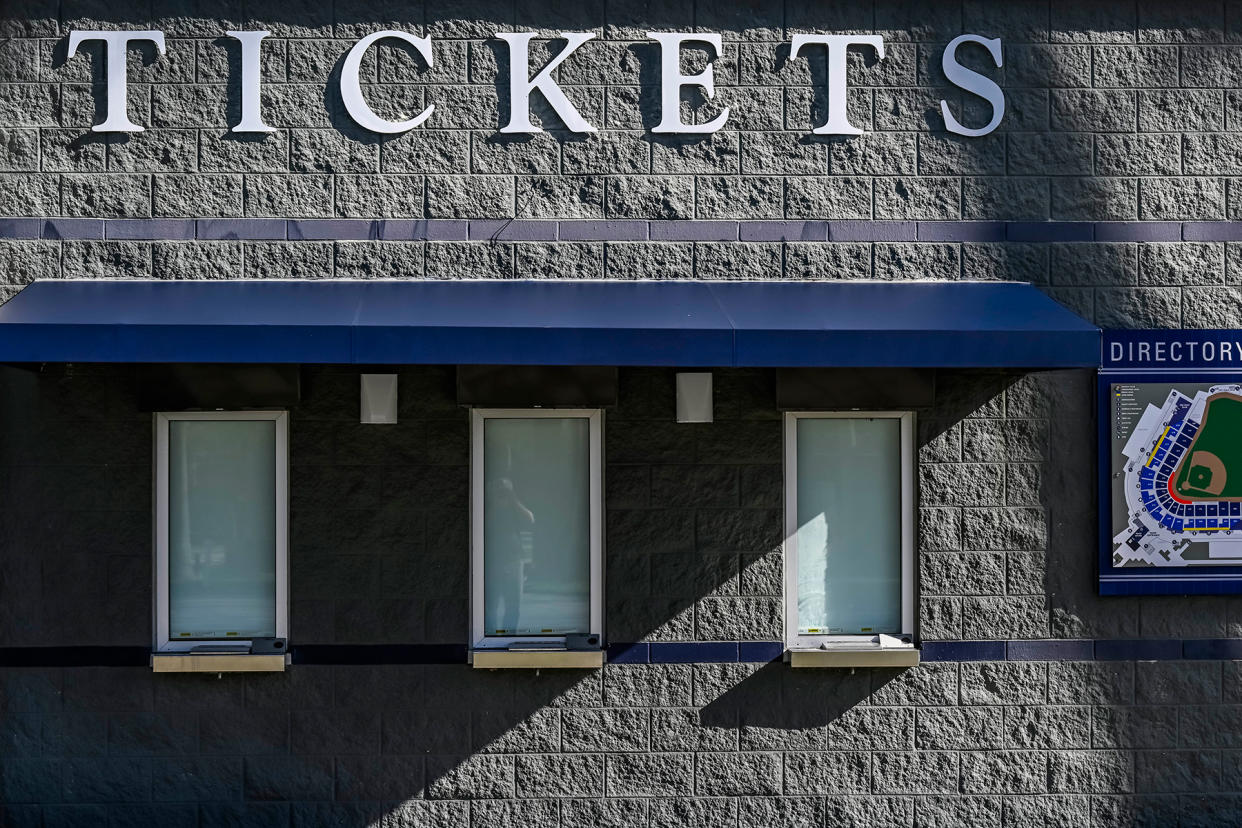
[1141,177,1225,220]
[426,175,514,219]
[784,240,871,280]
[67,173,158,218]
[199,132,288,173]
[604,665,692,708]
[1048,751,1133,794]
[872,241,958,279]
[519,176,604,218]
[1092,706,1177,750]
[961,177,1049,221]
[916,707,1003,751]
[783,751,871,795]
[241,756,333,802]
[920,464,1005,508]
[920,552,1005,596]
[425,754,513,800]
[154,174,244,218]
[381,131,471,175]
[916,796,1002,828]
[606,753,693,797]
[874,752,958,795]
[603,176,693,220]
[960,662,1047,706]
[515,240,603,278]
[1139,242,1224,286]
[826,706,914,752]
[515,754,604,798]
[561,798,647,828]
[563,708,648,753]
[244,241,333,278]
[245,175,333,218]
[785,177,872,219]
[870,664,959,707]
[1135,661,1222,705]
[962,507,1047,551]
[153,241,243,279]
[1004,705,1091,750]
[1095,286,1182,328]
[830,133,917,176]
[62,240,152,278]
[1096,134,1181,177]
[647,797,739,828]
[695,752,781,796]
[1140,89,1224,132]
[695,597,781,641]
[961,750,1048,795]
[1049,662,1134,705]
[1051,177,1138,221]
[697,176,783,220]
[695,241,782,279]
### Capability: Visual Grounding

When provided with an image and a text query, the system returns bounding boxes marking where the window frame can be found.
[153,410,289,653]
[783,410,916,651]
[470,408,604,651]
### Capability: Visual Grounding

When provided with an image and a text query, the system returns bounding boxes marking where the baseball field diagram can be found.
[1173,393,1242,501]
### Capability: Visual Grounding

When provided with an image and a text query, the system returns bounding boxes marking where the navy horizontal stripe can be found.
[921,641,1006,662]
[1006,639,1095,661]
[0,646,150,667]
[1094,639,1184,661]
[290,644,468,665]
[4,640,1242,667]
[0,218,1240,244]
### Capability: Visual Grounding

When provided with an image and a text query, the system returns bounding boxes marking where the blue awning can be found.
[0,279,1100,368]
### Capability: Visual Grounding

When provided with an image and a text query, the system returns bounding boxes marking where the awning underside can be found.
[0,280,1100,368]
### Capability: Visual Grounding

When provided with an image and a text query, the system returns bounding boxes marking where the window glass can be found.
[483,417,590,636]
[168,419,277,639]
[795,417,902,635]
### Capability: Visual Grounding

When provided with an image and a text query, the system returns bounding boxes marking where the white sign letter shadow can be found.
[790,34,884,136]
[67,30,166,132]
[227,31,276,133]
[497,32,597,134]
[941,34,1005,137]
[342,30,436,134]
[647,32,729,134]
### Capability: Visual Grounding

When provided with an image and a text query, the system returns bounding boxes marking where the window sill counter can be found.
[788,648,920,669]
[151,653,287,673]
[471,650,604,669]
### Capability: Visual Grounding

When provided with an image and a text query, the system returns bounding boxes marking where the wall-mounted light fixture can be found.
[676,372,713,423]
[360,374,398,424]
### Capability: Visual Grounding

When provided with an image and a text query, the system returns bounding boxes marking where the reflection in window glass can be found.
[796,417,902,635]
[483,417,590,636]
[169,420,277,639]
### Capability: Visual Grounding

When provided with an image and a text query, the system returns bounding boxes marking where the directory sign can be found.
[1102,331,1242,594]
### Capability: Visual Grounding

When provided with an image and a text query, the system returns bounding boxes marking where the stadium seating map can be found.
[1110,382,1242,568]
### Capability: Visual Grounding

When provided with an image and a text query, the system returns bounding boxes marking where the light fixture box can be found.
[676,372,713,423]
[360,373,398,424]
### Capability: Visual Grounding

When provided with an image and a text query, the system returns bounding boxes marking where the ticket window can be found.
[153,411,288,669]
[784,412,916,666]
[470,409,603,667]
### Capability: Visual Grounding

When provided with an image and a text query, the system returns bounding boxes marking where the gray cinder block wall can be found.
[2,1,1242,826]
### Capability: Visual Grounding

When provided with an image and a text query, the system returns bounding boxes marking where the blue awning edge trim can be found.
[0,280,1101,369]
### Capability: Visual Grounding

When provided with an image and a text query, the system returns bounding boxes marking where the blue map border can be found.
[1098,368,1242,595]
